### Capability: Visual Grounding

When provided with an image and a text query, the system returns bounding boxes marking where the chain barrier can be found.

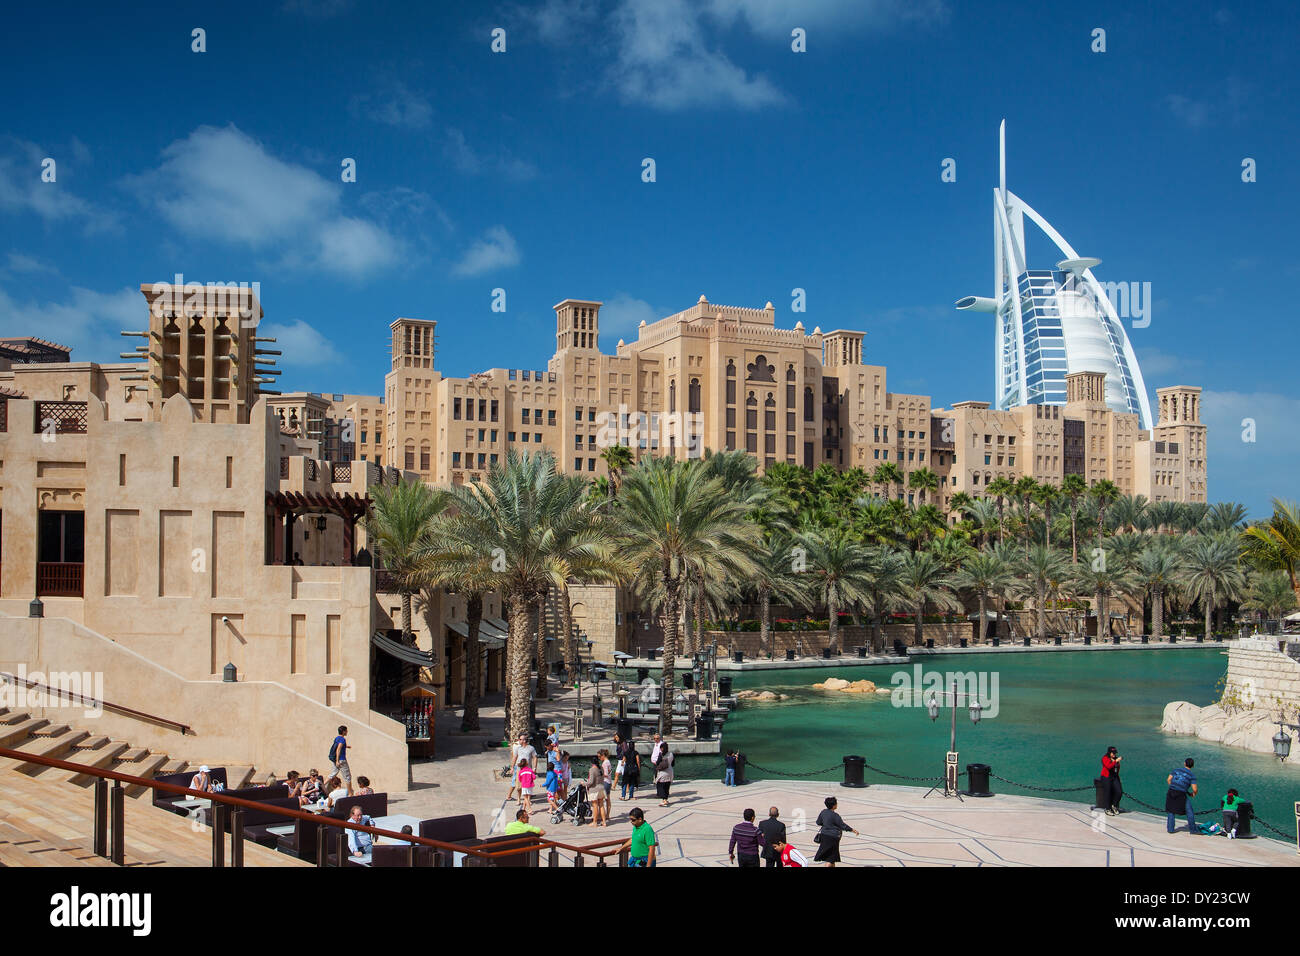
[672,758,1296,842]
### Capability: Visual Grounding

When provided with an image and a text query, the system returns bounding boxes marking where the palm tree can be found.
[872,462,904,501]
[752,531,812,657]
[1148,500,1181,535]
[860,545,907,652]
[1073,546,1137,641]
[1016,544,1072,642]
[948,491,974,521]
[1241,571,1299,626]
[1133,542,1184,643]
[1012,476,1040,557]
[618,456,760,736]
[928,535,974,571]
[1239,500,1300,608]
[1109,495,1149,535]
[908,467,940,506]
[987,476,1015,542]
[899,550,960,646]
[1182,535,1248,643]
[950,550,1016,643]
[797,526,877,650]
[1061,473,1088,562]
[599,444,635,495]
[965,499,1001,549]
[904,504,947,551]
[363,478,448,640]
[1090,479,1120,535]
[1033,482,1060,548]
[1203,501,1249,536]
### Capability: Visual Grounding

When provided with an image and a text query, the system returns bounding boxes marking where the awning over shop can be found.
[370,629,437,666]
[446,617,508,649]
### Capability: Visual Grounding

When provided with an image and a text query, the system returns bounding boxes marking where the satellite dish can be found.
[1057,257,1101,275]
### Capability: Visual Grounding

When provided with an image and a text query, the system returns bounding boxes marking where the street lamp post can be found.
[923,676,983,800]
[1271,711,1300,761]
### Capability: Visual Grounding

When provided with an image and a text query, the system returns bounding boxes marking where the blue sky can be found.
[1,0,1296,516]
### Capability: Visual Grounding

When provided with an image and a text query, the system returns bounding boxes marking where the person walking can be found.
[649,733,664,766]
[654,742,674,807]
[728,808,765,867]
[329,725,353,795]
[586,755,609,826]
[621,739,641,800]
[757,807,785,868]
[623,807,657,867]
[560,751,572,801]
[506,732,537,803]
[1165,757,1199,834]
[813,796,859,867]
[518,759,536,814]
[1101,745,1123,815]
[600,749,614,806]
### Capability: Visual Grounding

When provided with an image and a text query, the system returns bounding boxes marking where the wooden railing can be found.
[0,671,191,735]
[36,561,83,597]
[0,747,629,868]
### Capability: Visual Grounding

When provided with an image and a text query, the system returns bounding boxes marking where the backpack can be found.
[329,739,340,763]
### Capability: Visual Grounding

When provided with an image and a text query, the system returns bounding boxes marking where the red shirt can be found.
[780,845,807,868]
[1101,756,1118,777]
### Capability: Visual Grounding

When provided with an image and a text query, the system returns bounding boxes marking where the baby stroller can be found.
[552,782,591,826]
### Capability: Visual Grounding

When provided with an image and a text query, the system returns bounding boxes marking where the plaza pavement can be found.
[387,680,1299,866]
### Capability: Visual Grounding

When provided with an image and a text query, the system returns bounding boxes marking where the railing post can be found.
[336,829,347,867]
[548,847,559,867]
[618,846,629,867]
[574,852,584,868]
[93,778,108,858]
[317,833,329,867]
[597,855,607,867]
[211,805,227,867]
[406,845,415,867]
[231,809,245,868]
[110,781,125,865]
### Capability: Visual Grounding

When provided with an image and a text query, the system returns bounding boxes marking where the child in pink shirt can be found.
[518,760,536,812]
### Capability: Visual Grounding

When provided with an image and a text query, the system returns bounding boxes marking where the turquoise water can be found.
[670,649,1300,834]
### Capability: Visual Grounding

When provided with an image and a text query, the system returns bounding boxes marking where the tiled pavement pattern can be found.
[482,781,1300,867]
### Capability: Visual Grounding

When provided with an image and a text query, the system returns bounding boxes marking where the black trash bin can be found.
[992,637,1000,647]
[647,648,657,661]
[682,672,694,690]
[1054,635,1063,646]
[718,676,733,698]
[822,646,833,659]
[1022,637,1031,647]
[842,755,866,788]
[959,638,968,648]
[695,710,714,740]
[1196,633,1204,643]
[893,639,907,657]
[926,639,934,649]
[785,648,795,661]
[1093,777,1109,810]
[734,752,747,786]
[1084,635,1092,645]
[1141,634,1148,644]
[964,763,993,797]
[1112,635,1121,645]
[733,651,744,663]
[1235,801,1256,838]
[857,646,867,658]
[617,717,633,741]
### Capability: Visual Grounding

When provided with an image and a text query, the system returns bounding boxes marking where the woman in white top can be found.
[324,775,348,809]
[189,765,213,793]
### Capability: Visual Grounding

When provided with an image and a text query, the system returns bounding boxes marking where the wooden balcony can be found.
[36,562,84,597]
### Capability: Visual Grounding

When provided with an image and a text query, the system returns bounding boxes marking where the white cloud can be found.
[451,226,520,277]
[259,319,345,367]
[706,0,948,36]
[599,293,662,342]
[0,138,117,233]
[351,81,434,129]
[125,125,404,277]
[1137,347,1202,380]
[1166,94,1211,128]
[0,283,142,364]
[2,252,57,276]
[609,0,787,111]
[444,128,538,181]
[1199,389,1300,517]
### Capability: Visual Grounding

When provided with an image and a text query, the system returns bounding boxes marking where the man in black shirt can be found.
[757,806,786,868]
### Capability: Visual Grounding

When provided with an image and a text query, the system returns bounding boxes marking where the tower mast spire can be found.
[999,118,1006,200]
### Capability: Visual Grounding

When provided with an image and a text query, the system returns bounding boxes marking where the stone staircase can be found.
[0,707,305,867]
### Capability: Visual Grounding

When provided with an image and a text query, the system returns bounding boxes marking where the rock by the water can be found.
[1161,700,1291,757]
[736,689,789,701]
[813,678,877,693]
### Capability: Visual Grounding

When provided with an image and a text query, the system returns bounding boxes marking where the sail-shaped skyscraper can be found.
[955,121,1152,430]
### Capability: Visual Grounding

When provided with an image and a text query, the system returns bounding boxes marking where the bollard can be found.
[964,763,993,797]
[842,755,867,788]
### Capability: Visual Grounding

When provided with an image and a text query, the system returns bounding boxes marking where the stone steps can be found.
[0,727,91,775]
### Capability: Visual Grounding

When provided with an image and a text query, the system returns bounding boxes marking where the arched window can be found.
[803,386,814,422]
[669,380,676,414]
[764,393,776,431]
[688,378,701,414]
[746,355,775,383]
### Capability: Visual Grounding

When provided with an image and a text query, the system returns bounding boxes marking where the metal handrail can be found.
[0,746,628,866]
[0,671,192,735]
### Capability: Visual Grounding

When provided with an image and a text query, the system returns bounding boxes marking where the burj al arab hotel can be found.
[955,122,1152,430]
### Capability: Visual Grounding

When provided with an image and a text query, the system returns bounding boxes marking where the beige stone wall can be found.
[1223,636,1300,714]
[0,615,409,789]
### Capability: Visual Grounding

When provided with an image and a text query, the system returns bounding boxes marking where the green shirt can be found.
[1222,795,1242,811]
[629,821,657,858]
[504,821,542,835]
